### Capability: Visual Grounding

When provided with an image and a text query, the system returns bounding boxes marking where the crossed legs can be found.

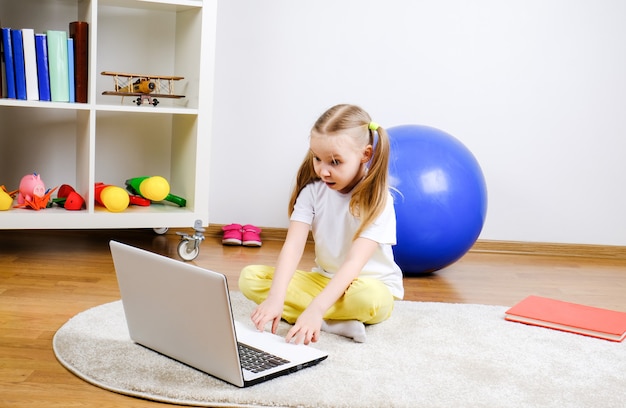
[238,265,395,342]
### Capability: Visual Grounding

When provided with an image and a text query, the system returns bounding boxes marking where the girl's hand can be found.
[285,307,323,345]
[250,296,284,334]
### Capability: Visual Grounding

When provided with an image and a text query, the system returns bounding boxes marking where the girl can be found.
[239,104,403,345]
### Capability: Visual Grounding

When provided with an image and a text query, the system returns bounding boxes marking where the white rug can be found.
[53,292,626,408]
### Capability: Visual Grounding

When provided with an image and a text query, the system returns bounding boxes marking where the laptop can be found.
[109,240,328,387]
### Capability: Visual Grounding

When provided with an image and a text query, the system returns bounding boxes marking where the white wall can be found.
[210,0,626,246]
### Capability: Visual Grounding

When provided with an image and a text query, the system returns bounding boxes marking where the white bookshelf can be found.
[0,0,216,230]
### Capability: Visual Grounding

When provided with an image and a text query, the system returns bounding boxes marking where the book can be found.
[11,29,27,100]
[46,30,69,102]
[67,38,75,102]
[1,27,16,98]
[69,21,88,103]
[35,34,51,101]
[0,27,3,97]
[22,28,39,101]
[505,295,626,342]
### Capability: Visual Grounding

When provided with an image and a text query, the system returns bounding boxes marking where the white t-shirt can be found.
[290,180,404,299]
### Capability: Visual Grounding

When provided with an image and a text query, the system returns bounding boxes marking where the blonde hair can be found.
[288,104,391,240]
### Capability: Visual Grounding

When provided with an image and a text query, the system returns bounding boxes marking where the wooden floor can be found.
[1,228,625,407]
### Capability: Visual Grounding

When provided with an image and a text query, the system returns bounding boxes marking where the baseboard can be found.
[471,240,626,260]
[206,224,626,260]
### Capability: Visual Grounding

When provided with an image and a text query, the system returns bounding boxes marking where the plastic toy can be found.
[14,173,57,210]
[388,125,487,275]
[0,185,18,211]
[95,182,152,212]
[95,183,131,212]
[17,173,45,204]
[125,176,186,207]
[52,184,85,211]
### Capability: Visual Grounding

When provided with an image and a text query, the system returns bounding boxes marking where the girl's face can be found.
[310,130,372,194]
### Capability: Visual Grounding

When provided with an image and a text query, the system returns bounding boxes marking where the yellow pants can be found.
[238,265,395,325]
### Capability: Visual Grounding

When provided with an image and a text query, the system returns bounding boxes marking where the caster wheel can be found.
[178,240,199,261]
[153,227,168,235]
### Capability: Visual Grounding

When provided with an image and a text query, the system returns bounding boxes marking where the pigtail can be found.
[288,151,319,217]
[350,125,391,239]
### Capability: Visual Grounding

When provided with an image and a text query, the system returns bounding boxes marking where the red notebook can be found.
[505,295,626,342]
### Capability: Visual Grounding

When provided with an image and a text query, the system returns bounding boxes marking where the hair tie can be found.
[368,121,380,131]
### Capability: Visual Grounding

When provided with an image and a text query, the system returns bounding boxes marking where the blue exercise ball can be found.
[387,125,488,275]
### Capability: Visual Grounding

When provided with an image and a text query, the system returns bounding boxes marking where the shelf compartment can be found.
[95,1,202,109]
[0,106,87,196]
[93,110,199,217]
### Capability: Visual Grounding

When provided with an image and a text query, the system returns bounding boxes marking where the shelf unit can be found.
[0,0,216,230]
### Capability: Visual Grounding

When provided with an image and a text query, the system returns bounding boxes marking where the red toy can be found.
[95,182,150,212]
[53,184,85,211]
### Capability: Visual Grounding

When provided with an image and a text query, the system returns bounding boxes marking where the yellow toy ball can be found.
[0,189,13,210]
[100,186,130,212]
[139,176,170,202]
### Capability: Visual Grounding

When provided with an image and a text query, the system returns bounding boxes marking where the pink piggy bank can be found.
[18,173,46,205]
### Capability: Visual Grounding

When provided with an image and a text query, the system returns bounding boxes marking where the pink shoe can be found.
[242,224,262,247]
[222,224,243,245]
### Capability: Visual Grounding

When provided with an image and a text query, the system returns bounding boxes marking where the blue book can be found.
[0,29,3,97]
[35,34,51,101]
[2,27,16,98]
[11,29,27,100]
[67,38,75,103]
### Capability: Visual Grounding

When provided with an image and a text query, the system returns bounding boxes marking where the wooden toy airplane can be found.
[101,71,185,106]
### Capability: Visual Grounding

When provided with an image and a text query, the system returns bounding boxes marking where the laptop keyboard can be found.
[238,343,290,373]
